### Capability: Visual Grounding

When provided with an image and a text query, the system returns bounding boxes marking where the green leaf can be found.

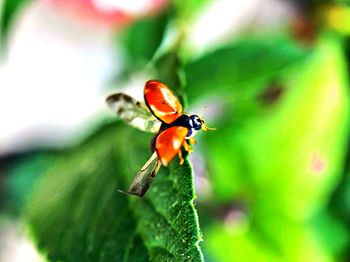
[184,36,311,103]
[198,34,350,261]
[203,218,335,262]
[329,176,350,222]
[207,34,349,213]
[3,153,53,215]
[0,0,32,52]
[24,122,203,261]
[171,0,212,23]
[328,174,350,258]
[119,12,169,72]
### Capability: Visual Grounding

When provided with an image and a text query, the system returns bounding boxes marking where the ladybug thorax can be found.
[168,114,202,139]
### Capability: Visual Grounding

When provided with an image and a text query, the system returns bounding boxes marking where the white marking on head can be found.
[189,118,194,127]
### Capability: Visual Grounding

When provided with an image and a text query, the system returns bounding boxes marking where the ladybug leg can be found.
[183,140,193,154]
[189,138,196,145]
[178,149,184,165]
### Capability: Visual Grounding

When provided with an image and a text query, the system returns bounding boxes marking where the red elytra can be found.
[155,126,188,166]
[144,80,183,124]
[144,80,188,166]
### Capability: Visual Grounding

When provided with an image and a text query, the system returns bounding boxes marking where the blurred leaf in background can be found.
[119,11,169,74]
[0,0,33,51]
[186,33,350,261]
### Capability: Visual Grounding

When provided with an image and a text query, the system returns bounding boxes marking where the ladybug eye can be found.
[190,115,202,130]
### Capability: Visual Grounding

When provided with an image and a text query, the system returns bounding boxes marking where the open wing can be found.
[106,93,161,133]
[155,126,188,166]
[144,80,183,124]
[120,152,162,197]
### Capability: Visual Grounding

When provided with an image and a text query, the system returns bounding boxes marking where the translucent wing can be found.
[106,93,161,133]
[121,152,162,197]
[155,126,188,166]
[144,80,183,124]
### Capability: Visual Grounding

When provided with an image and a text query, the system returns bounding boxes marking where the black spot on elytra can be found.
[258,82,284,105]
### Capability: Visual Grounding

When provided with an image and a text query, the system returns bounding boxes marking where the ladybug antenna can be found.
[202,123,216,132]
[201,119,216,132]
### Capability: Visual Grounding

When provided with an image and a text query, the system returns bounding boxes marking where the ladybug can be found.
[107,80,215,196]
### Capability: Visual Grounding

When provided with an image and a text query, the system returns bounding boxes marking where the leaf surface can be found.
[24,122,203,261]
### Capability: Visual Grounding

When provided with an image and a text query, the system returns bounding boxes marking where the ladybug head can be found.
[190,114,216,132]
[190,115,203,130]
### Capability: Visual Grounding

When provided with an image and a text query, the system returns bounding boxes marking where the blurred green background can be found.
[1,0,350,261]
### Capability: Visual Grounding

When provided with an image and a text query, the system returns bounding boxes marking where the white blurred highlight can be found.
[189,0,259,50]
[188,0,291,55]
[0,222,45,262]
[93,0,153,15]
[0,2,118,154]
